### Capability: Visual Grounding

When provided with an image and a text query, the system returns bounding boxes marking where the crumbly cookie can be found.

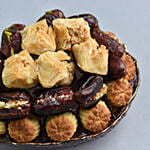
[46,112,77,142]
[122,54,136,81]
[80,101,111,132]
[8,118,40,143]
[0,121,6,135]
[107,78,133,107]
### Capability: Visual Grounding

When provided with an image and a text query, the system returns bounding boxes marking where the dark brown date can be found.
[37,9,65,26]
[69,14,98,28]
[0,91,30,120]
[1,24,25,58]
[74,75,103,108]
[108,54,126,79]
[34,87,78,116]
[91,27,125,57]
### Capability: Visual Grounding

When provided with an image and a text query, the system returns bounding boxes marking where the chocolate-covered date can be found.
[108,54,126,79]
[34,87,78,115]
[1,24,25,58]
[0,91,30,120]
[74,75,103,108]
[37,9,65,26]
[91,27,125,57]
[69,14,98,28]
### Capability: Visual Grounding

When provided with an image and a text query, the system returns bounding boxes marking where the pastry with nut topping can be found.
[0,9,139,145]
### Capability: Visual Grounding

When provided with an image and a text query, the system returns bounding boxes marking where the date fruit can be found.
[37,9,65,26]
[34,87,78,115]
[69,14,98,28]
[74,75,103,108]
[0,91,30,120]
[108,54,126,79]
[1,24,25,58]
[91,27,125,57]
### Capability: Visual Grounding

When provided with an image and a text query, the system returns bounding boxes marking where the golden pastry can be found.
[107,78,133,107]
[8,118,40,143]
[21,19,56,55]
[80,101,111,132]
[73,39,108,75]
[2,50,38,88]
[46,112,77,142]
[36,51,74,88]
[53,18,91,50]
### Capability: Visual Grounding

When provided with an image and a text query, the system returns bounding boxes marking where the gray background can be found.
[0,0,149,149]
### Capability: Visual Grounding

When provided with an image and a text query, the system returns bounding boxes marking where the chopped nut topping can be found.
[53,18,91,50]
[21,19,56,55]
[73,39,108,75]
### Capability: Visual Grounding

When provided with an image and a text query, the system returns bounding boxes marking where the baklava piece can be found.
[107,78,133,107]
[36,51,74,88]
[8,118,40,143]
[73,39,108,75]
[0,91,30,119]
[80,101,111,132]
[2,50,37,88]
[46,112,77,142]
[21,20,56,55]
[122,54,136,81]
[53,18,91,50]
[0,121,6,135]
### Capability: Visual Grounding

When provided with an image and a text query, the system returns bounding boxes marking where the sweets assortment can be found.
[0,9,138,143]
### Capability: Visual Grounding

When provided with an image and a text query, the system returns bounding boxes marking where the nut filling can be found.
[0,9,138,143]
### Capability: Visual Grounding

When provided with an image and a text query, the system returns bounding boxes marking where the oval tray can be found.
[0,53,140,150]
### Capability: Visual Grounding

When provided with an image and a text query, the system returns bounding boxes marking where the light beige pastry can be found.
[73,39,108,75]
[53,18,91,50]
[80,101,111,132]
[0,121,6,135]
[2,50,38,88]
[21,19,56,55]
[46,112,77,142]
[36,51,74,88]
[8,118,40,143]
[122,54,136,81]
[107,78,133,107]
